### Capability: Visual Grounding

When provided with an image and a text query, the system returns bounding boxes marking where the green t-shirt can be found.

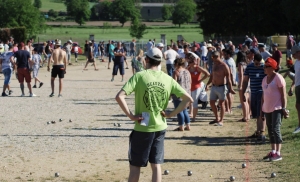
[122,70,186,132]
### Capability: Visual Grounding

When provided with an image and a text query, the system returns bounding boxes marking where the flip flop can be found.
[209,120,218,125]
[184,127,191,131]
[237,118,247,122]
[173,127,184,131]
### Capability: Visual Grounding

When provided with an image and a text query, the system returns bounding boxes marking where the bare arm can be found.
[162,92,193,118]
[198,66,210,83]
[115,90,142,121]
[224,64,236,94]
[238,63,243,90]
[63,52,67,72]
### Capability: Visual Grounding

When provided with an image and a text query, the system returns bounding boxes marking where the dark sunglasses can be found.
[264,65,271,68]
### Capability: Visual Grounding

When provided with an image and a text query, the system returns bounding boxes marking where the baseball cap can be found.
[265,57,278,70]
[146,47,163,62]
[249,48,258,54]
[68,40,73,44]
[157,43,164,47]
[272,43,279,47]
[258,44,265,48]
[286,59,293,66]
[291,46,300,54]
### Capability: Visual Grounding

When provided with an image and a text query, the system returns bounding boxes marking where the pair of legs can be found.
[67,53,72,65]
[209,85,228,125]
[294,86,300,133]
[238,90,250,121]
[225,92,233,114]
[166,64,174,77]
[2,68,13,96]
[173,99,190,131]
[128,130,165,182]
[129,164,161,182]
[50,65,65,97]
[50,77,63,96]
[33,68,43,88]
[83,60,98,70]
[74,53,78,62]
[108,54,113,69]
[111,61,124,81]
[17,68,33,96]
[252,91,266,134]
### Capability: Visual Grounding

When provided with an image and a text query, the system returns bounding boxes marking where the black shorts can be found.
[128,130,165,167]
[112,61,124,75]
[51,65,65,78]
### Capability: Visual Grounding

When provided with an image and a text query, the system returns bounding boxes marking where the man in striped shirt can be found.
[242,53,266,141]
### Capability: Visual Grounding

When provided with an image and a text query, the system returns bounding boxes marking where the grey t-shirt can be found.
[260,51,272,61]
[130,42,135,50]
[224,57,237,82]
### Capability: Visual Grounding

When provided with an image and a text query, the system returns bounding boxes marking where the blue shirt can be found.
[0,51,14,71]
[244,63,266,93]
[93,43,98,53]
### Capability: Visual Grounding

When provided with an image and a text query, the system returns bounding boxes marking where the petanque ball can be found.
[55,172,59,177]
[69,119,72,122]
[47,122,51,125]
[271,172,276,178]
[59,118,63,122]
[118,123,121,127]
[114,123,117,126]
[242,163,247,168]
[230,176,235,181]
[164,170,169,175]
[187,170,192,176]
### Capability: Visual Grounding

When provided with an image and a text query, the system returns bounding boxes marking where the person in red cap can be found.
[261,57,288,162]
[283,57,295,81]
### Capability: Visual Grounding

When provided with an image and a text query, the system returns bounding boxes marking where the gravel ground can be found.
[0,60,278,182]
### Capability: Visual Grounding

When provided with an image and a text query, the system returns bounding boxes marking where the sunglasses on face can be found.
[264,65,271,68]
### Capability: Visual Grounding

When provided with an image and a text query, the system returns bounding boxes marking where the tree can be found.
[161,4,174,21]
[33,0,42,9]
[48,9,58,18]
[64,0,91,26]
[129,18,147,40]
[110,0,140,27]
[91,0,112,21]
[172,0,196,27]
[0,0,47,37]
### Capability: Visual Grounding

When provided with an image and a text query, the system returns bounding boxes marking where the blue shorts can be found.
[251,91,263,118]
[3,68,12,85]
[112,61,124,75]
[129,130,165,167]
[201,56,208,62]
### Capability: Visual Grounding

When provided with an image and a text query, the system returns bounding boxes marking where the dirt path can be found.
[46,21,174,27]
[0,60,278,181]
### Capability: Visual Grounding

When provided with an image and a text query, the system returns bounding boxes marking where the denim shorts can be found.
[251,91,263,118]
[3,68,12,85]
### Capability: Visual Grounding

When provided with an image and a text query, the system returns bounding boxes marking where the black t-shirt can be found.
[45,45,51,54]
[193,51,201,58]
[113,48,124,62]
[15,50,30,69]
[84,43,89,53]
[106,43,110,52]
[289,65,295,73]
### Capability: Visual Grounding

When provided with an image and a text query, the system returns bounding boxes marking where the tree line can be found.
[197,0,300,37]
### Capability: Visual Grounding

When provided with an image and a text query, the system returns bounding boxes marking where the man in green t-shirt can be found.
[115,47,193,182]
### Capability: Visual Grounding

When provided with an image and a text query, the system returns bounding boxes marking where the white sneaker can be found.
[58,94,62,97]
[21,94,25,97]
[29,93,37,97]
[293,126,300,134]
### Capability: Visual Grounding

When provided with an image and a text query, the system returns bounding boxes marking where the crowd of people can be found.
[114,35,300,181]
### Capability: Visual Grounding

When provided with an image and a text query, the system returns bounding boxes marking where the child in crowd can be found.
[32,48,43,88]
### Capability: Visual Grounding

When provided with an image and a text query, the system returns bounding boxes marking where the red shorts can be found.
[17,68,31,83]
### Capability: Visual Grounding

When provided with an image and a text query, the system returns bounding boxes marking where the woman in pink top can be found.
[261,58,288,162]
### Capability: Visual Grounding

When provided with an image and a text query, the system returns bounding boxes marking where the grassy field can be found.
[37,0,95,12]
[36,25,203,45]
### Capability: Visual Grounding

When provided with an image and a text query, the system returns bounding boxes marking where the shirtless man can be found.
[47,40,67,97]
[205,51,236,126]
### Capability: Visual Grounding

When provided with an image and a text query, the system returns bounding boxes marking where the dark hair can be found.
[236,52,247,66]
[225,49,233,57]
[146,55,161,66]
[254,53,262,62]
[183,44,189,49]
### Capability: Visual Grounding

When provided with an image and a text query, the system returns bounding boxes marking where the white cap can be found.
[146,47,163,61]
[0,44,3,49]
[157,43,164,47]
[68,40,73,44]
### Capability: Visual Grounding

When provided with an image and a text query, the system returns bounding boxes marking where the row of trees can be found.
[197,0,300,37]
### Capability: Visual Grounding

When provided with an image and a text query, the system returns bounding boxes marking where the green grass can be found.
[36,25,203,45]
[37,0,96,12]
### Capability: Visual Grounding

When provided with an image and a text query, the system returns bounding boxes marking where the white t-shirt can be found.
[74,46,79,53]
[294,59,300,87]
[164,49,179,64]
[177,48,185,58]
[224,57,237,82]
[260,51,272,61]
[188,51,200,59]
[146,41,153,52]
[201,46,208,57]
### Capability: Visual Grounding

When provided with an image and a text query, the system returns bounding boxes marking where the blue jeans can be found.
[166,64,174,77]
[3,68,12,85]
[251,91,263,118]
[173,99,190,126]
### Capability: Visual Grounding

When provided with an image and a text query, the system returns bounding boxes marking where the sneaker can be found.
[32,85,37,88]
[257,134,266,141]
[270,153,282,161]
[58,94,62,98]
[263,152,273,162]
[111,78,114,82]
[293,126,300,134]
[214,122,223,126]
[121,79,124,82]
[21,94,25,97]
[247,131,259,138]
[209,120,218,125]
[29,93,37,97]
[49,93,55,97]
[8,90,13,95]
[201,101,208,109]
[39,82,44,88]
[2,92,8,97]
[126,67,129,69]
[237,104,242,109]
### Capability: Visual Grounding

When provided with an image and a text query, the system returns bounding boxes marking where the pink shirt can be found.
[262,73,285,113]
[13,47,18,53]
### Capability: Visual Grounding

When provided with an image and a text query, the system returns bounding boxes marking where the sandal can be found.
[237,118,248,122]
[173,127,184,131]
[184,127,191,131]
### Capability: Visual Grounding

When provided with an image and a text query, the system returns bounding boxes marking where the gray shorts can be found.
[295,85,300,104]
[128,130,165,167]
[210,85,228,101]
